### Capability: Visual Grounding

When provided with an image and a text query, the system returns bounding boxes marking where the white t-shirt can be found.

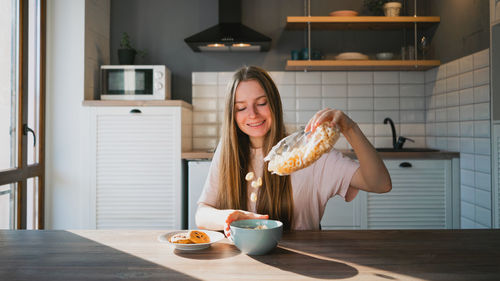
[197,146,360,230]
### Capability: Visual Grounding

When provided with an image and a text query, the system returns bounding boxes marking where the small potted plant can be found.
[118,32,146,65]
[364,0,403,16]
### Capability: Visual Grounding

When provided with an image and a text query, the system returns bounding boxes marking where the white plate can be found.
[335,52,369,60]
[376,52,394,60]
[158,230,225,251]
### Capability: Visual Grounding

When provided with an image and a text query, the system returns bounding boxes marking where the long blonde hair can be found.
[216,66,294,230]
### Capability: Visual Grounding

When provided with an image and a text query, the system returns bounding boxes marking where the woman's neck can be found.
[249,136,264,149]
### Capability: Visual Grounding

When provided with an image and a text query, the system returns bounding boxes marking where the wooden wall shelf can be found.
[286,16,440,30]
[285,60,441,71]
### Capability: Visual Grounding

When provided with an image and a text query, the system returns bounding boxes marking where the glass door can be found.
[0,0,45,230]
[133,69,153,95]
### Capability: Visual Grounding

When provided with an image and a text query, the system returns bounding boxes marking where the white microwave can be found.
[100,65,171,100]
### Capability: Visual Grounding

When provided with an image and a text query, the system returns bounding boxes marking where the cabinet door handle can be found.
[399,162,412,168]
[130,109,142,114]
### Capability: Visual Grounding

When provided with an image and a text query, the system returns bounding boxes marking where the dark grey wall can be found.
[426,0,489,64]
[110,0,401,102]
[110,0,489,103]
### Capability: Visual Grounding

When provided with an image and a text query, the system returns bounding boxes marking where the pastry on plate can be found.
[188,230,211,244]
[169,233,194,244]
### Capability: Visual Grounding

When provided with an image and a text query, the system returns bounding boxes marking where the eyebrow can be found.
[235,95,267,104]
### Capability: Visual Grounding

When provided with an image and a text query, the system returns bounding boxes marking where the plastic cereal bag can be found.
[264,122,340,175]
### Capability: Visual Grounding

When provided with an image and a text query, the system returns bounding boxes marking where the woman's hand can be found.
[224,210,269,238]
[304,109,392,195]
[305,108,356,134]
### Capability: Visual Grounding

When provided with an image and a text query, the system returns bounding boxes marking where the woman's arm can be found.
[343,124,392,193]
[305,108,392,195]
[196,203,268,237]
[195,203,233,231]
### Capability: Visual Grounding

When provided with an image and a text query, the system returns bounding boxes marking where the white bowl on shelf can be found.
[376,52,394,60]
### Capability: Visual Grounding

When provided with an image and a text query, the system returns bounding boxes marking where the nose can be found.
[247,104,257,118]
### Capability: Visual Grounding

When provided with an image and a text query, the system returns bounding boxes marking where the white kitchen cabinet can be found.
[186,157,459,230]
[88,106,192,229]
[187,160,211,229]
[493,124,500,228]
[366,159,457,229]
[322,158,459,230]
[320,194,365,230]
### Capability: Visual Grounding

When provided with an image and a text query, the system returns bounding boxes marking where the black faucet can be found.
[383,118,397,149]
[383,117,414,149]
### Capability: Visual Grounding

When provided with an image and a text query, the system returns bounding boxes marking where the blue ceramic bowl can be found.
[230,219,283,255]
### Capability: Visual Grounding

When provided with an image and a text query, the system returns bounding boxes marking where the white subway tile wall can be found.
[192,70,427,151]
[425,48,492,228]
[191,48,492,229]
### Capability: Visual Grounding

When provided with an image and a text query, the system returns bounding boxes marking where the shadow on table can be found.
[277,230,500,281]
[250,246,358,279]
[0,230,201,281]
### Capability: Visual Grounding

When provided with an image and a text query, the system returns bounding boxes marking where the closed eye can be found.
[236,107,246,112]
[257,102,267,106]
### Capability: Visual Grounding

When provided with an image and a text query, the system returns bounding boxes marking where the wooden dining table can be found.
[1,229,499,280]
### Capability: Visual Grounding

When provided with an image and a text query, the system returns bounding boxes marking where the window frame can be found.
[0,0,46,230]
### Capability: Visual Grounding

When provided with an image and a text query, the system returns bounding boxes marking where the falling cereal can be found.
[250,192,257,202]
[245,172,254,181]
[251,177,262,188]
[256,177,262,186]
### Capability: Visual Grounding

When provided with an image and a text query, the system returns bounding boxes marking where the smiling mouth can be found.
[248,120,265,127]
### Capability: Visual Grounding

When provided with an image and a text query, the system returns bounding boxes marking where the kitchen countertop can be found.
[2,229,499,280]
[82,100,192,109]
[182,150,215,160]
[182,149,460,160]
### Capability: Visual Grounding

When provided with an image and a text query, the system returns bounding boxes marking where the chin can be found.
[246,127,270,138]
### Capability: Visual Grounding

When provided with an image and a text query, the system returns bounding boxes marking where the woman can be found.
[196,66,391,237]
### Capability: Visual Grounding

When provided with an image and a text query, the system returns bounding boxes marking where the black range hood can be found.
[184,0,271,52]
